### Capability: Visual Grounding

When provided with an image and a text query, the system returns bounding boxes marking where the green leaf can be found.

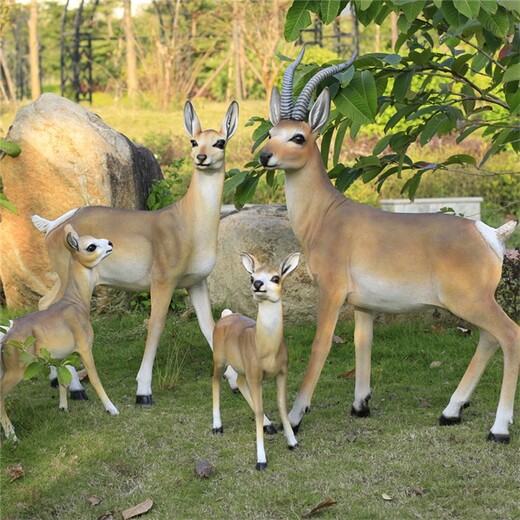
[335,70,377,125]
[0,139,21,157]
[57,365,73,386]
[443,154,477,166]
[396,0,427,23]
[23,362,44,380]
[234,175,260,209]
[0,194,17,214]
[503,63,520,83]
[319,0,341,24]
[374,134,393,155]
[480,0,498,14]
[420,113,454,146]
[461,84,476,115]
[284,1,313,41]
[18,351,36,364]
[224,169,249,199]
[453,0,480,19]
[442,0,470,29]
[392,71,412,101]
[401,171,423,201]
[478,8,510,39]
[333,119,349,166]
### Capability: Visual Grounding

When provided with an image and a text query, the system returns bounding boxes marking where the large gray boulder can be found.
[0,93,162,309]
[208,205,351,323]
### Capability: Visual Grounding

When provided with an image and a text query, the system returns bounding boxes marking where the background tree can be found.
[123,0,138,100]
[28,0,40,99]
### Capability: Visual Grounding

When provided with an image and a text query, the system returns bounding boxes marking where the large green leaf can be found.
[442,0,469,28]
[453,0,480,19]
[284,1,313,41]
[419,113,454,146]
[334,70,377,125]
[395,0,427,23]
[319,0,341,24]
[503,62,520,83]
[478,7,510,39]
[0,139,21,157]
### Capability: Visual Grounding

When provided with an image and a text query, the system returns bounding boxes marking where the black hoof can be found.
[291,421,301,434]
[264,424,277,435]
[212,427,224,435]
[256,462,267,471]
[439,414,461,426]
[136,395,154,405]
[288,443,299,451]
[50,378,59,388]
[487,432,510,444]
[70,390,89,401]
[350,405,371,418]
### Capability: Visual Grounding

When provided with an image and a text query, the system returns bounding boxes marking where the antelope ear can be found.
[308,88,330,135]
[280,252,300,280]
[184,100,202,137]
[222,100,239,140]
[65,224,79,252]
[240,252,259,275]
[269,87,281,126]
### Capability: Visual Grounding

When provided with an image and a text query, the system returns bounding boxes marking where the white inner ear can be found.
[269,87,281,126]
[308,89,330,134]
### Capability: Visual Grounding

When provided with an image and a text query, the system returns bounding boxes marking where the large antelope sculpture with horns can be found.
[31,101,240,405]
[259,47,520,443]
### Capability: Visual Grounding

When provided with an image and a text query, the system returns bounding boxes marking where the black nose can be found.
[108,241,113,247]
[196,154,207,163]
[253,280,263,291]
[259,152,272,167]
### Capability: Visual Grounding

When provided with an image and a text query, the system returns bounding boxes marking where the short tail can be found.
[221,309,233,318]
[496,219,518,243]
[31,208,79,234]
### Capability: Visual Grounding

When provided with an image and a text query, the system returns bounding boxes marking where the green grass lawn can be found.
[1,310,519,519]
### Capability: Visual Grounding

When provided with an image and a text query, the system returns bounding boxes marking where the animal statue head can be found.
[64,224,113,269]
[184,100,239,172]
[260,46,357,171]
[240,252,300,304]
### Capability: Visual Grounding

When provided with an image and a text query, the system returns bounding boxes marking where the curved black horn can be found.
[280,46,306,119]
[291,51,358,121]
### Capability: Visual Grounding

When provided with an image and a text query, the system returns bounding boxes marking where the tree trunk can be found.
[123,0,138,100]
[28,0,41,99]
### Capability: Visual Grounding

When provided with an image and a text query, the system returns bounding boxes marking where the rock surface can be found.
[208,205,351,323]
[0,93,162,309]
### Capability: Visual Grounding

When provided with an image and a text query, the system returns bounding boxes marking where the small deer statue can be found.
[0,225,118,441]
[259,46,519,443]
[31,101,240,405]
[212,252,301,470]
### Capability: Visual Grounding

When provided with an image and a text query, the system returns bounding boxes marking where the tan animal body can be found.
[31,101,239,404]
[212,252,300,470]
[0,225,117,441]
[259,48,520,443]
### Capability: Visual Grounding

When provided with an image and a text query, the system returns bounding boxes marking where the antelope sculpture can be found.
[259,47,520,443]
[0,225,118,441]
[31,101,240,405]
[212,253,300,470]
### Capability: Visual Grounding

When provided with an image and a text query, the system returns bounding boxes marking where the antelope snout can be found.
[259,151,272,167]
[253,280,264,291]
[196,154,208,164]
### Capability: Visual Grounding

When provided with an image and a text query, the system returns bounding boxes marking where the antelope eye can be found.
[290,134,305,145]
[190,139,198,148]
[86,244,97,252]
[267,133,272,139]
[213,139,226,150]
[271,275,280,284]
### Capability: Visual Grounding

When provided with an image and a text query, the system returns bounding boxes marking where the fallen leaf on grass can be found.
[96,514,114,520]
[195,461,216,478]
[6,463,24,482]
[429,324,446,334]
[457,326,472,335]
[338,369,356,379]
[419,399,432,408]
[87,495,101,506]
[122,498,153,519]
[382,493,393,501]
[333,335,345,344]
[429,361,442,368]
[302,497,337,517]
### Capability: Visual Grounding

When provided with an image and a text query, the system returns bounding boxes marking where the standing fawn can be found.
[259,47,520,443]
[212,252,300,470]
[0,225,118,441]
[31,101,240,405]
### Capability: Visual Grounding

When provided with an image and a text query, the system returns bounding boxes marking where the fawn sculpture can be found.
[212,253,300,470]
[1,225,117,441]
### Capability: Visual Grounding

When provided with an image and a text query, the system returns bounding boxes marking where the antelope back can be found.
[184,100,239,171]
